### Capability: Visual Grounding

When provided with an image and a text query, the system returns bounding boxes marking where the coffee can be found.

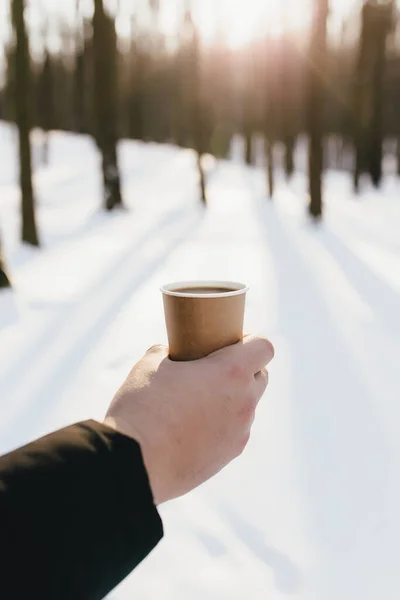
[161,280,248,361]
[174,286,235,295]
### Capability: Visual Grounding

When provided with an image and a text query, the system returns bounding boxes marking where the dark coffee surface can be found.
[174,286,236,295]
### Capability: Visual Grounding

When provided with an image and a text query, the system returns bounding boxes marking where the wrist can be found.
[104,416,161,505]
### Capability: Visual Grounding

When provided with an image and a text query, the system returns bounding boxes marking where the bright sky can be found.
[0,0,362,51]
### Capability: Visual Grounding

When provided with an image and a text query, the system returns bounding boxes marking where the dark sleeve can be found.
[0,420,163,600]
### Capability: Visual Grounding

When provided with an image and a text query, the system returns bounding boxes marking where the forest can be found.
[0,0,399,285]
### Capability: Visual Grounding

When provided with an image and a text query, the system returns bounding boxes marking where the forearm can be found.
[0,421,163,600]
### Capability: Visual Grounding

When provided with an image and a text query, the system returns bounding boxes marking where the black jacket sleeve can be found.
[0,420,163,600]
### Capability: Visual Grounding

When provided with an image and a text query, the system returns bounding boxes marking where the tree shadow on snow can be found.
[257,199,391,598]
[195,529,228,558]
[0,204,203,453]
[218,503,302,595]
[318,227,400,336]
[0,290,19,330]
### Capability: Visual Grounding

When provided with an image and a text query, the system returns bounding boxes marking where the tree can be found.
[12,0,40,246]
[92,0,123,210]
[73,1,88,134]
[184,7,208,204]
[264,40,275,198]
[353,1,392,190]
[279,30,296,178]
[368,2,392,187]
[265,138,274,199]
[307,0,329,220]
[0,239,11,289]
[243,45,255,166]
[37,49,54,165]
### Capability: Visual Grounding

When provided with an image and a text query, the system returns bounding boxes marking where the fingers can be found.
[254,368,269,401]
[147,344,168,354]
[145,344,169,365]
[211,335,274,375]
[243,336,274,373]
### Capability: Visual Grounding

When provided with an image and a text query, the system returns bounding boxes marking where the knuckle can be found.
[227,363,246,382]
[147,344,165,354]
[258,337,275,362]
[259,368,269,389]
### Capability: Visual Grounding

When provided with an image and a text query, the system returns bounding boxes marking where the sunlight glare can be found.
[193,0,315,47]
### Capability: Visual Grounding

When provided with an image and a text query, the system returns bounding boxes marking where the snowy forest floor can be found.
[1,123,400,599]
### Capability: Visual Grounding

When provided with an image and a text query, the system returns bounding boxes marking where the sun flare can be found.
[192,0,314,47]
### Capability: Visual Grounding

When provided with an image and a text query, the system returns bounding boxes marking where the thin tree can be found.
[92,0,123,210]
[37,49,53,164]
[368,2,392,187]
[36,2,54,164]
[243,44,255,166]
[73,0,86,134]
[184,6,207,204]
[279,6,295,179]
[264,38,275,199]
[0,238,11,289]
[354,1,392,190]
[307,0,329,220]
[265,138,274,199]
[12,0,40,245]
[264,38,276,200]
[397,136,400,176]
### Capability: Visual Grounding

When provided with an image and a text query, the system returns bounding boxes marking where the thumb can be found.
[145,344,170,363]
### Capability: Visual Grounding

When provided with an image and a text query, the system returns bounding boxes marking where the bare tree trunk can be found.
[244,130,252,165]
[284,135,295,178]
[353,2,392,191]
[353,3,369,193]
[0,238,11,289]
[397,136,400,176]
[353,130,363,192]
[12,0,39,246]
[369,6,391,188]
[308,0,329,221]
[264,37,276,199]
[197,154,206,204]
[265,138,274,198]
[42,134,49,165]
[37,41,53,166]
[185,8,207,205]
[92,0,123,211]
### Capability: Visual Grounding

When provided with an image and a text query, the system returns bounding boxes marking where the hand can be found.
[104,335,274,505]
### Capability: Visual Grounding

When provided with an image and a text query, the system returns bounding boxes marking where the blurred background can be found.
[1,1,400,599]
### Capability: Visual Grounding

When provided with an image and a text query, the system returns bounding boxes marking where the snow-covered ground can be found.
[1,122,400,600]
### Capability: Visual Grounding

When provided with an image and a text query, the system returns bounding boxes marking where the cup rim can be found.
[161,280,249,299]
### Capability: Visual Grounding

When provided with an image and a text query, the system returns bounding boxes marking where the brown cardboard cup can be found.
[161,281,248,361]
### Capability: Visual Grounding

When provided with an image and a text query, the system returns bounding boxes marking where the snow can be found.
[1,121,400,600]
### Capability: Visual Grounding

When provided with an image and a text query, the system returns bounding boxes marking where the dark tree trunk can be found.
[0,241,11,289]
[353,147,361,193]
[284,135,295,178]
[369,9,390,188]
[12,0,39,246]
[353,2,391,191]
[186,10,207,205]
[74,48,86,133]
[264,35,276,199]
[37,50,54,165]
[307,0,329,221]
[244,131,252,166]
[397,136,400,176]
[92,0,123,211]
[197,154,206,204]
[265,138,274,199]
[353,3,370,193]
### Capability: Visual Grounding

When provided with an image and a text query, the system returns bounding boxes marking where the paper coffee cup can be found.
[161,281,248,361]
